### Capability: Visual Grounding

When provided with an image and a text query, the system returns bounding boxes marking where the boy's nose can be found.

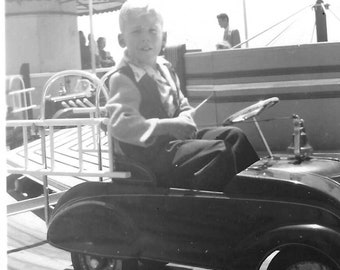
[140,32,150,41]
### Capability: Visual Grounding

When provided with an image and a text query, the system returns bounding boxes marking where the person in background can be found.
[97,37,116,67]
[79,31,91,69]
[87,33,102,68]
[216,13,241,49]
[106,0,258,191]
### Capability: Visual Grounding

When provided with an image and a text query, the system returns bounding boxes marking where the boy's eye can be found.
[150,28,158,34]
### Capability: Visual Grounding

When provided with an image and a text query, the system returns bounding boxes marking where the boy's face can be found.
[120,12,163,66]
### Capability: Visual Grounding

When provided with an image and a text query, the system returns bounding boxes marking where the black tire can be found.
[71,252,138,270]
[267,248,338,270]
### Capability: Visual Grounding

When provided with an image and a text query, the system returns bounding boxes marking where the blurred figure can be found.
[87,33,102,68]
[216,13,241,49]
[79,31,91,69]
[97,37,115,67]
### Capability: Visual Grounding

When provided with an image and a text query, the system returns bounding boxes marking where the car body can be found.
[41,92,340,270]
[47,143,340,270]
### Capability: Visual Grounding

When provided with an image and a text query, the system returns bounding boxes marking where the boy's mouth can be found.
[140,47,152,51]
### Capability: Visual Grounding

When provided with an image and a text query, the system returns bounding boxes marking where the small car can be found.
[47,97,340,270]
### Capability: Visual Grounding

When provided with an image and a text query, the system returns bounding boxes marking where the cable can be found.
[266,17,299,46]
[310,21,316,43]
[328,8,340,23]
[232,4,313,48]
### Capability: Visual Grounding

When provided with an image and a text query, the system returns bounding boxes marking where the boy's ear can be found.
[118,34,126,48]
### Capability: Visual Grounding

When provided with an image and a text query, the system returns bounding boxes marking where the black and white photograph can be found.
[4,0,340,269]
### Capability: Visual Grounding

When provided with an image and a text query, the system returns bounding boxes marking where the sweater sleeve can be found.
[105,72,158,147]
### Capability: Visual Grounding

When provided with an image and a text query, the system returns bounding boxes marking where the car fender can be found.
[231,223,340,269]
[47,198,140,258]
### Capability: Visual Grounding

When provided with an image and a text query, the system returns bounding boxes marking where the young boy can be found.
[106,0,258,191]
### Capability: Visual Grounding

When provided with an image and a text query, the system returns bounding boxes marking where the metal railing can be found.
[6,117,131,223]
[6,68,128,224]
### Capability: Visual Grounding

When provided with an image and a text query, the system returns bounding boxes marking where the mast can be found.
[242,0,249,48]
[314,0,328,42]
[89,0,96,73]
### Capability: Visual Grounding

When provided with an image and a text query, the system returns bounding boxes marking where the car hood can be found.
[232,154,340,209]
[249,154,340,183]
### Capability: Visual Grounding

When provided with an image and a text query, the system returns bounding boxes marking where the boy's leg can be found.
[196,126,259,173]
[170,139,236,191]
[150,139,235,191]
[135,127,258,191]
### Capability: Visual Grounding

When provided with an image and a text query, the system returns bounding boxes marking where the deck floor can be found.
[6,127,107,269]
[7,126,112,191]
[7,194,73,270]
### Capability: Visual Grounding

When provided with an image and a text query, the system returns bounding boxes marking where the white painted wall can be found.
[6,0,81,74]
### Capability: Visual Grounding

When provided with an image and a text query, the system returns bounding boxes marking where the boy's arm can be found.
[106,73,159,146]
[106,72,197,144]
[172,73,197,125]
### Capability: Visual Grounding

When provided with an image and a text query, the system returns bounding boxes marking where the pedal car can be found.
[47,95,340,270]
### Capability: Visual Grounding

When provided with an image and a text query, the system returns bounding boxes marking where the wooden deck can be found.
[7,193,73,270]
[7,126,113,192]
[6,126,105,269]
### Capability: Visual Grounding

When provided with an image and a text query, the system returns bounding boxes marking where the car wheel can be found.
[267,248,338,270]
[71,252,138,270]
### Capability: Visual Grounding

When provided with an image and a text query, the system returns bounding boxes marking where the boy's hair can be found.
[119,0,164,32]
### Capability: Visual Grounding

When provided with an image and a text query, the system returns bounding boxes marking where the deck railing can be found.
[6,116,131,223]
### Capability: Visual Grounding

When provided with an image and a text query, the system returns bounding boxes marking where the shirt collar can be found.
[118,49,169,82]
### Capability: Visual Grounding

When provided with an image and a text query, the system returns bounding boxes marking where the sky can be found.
[78,0,340,63]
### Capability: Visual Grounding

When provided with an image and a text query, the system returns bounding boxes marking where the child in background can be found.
[106,0,258,191]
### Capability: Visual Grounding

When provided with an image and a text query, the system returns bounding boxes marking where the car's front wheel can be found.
[267,248,338,270]
[71,253,138,270]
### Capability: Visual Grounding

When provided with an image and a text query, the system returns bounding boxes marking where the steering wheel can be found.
[223,97,279,126]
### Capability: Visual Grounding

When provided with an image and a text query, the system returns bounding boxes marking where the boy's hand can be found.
[169,118,197,139]
[157,117,197,140]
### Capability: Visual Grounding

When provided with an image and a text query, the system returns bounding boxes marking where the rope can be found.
[328,8,340,23]
[266,17,299,46]
[310,22,316,43]
[232,4,313,48]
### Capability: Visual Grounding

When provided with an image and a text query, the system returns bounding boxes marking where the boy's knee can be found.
[229,126,245,136]
[220,126,247,144]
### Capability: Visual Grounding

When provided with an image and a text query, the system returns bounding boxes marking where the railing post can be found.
[19,63,33,120]
[40,126,50,225]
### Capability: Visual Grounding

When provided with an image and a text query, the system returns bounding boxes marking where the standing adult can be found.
[216,13,241,49]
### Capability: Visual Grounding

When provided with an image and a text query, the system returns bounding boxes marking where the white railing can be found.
[6,68,124,223]
[6,118,129,176]
[6,116,131,223]
[6,74,39,119]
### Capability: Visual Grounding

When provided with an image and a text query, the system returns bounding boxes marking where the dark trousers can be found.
[150,126,259,191]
